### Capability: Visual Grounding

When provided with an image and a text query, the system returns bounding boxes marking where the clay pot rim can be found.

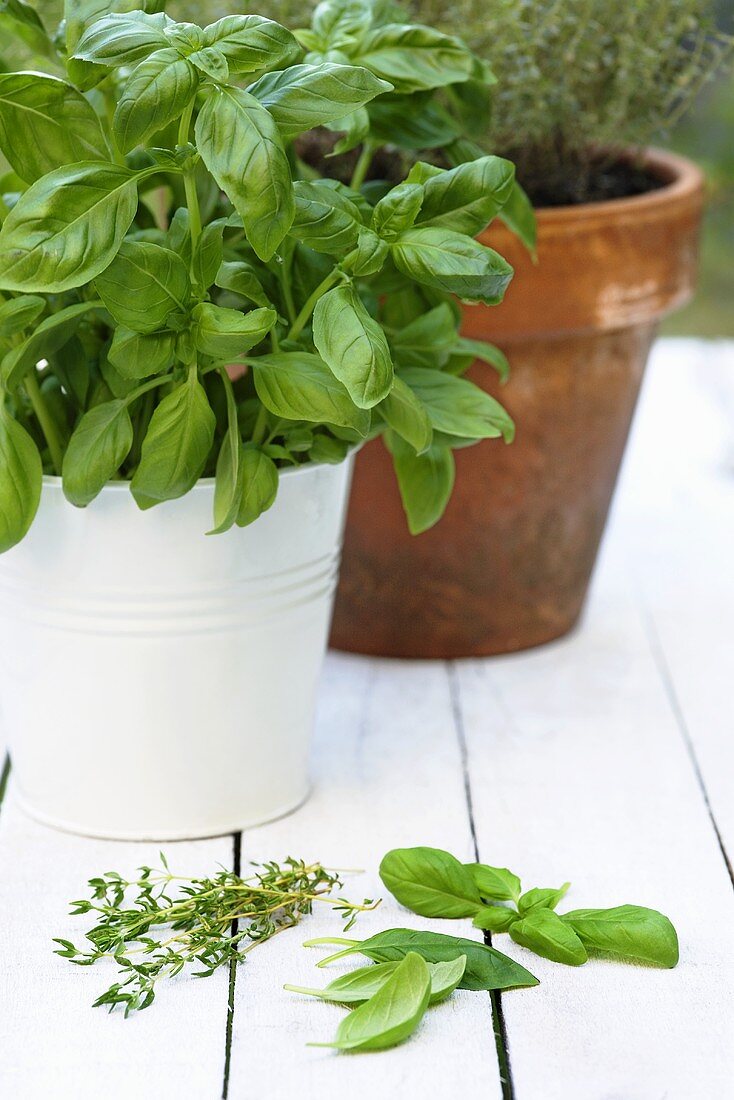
[529,147,704,227]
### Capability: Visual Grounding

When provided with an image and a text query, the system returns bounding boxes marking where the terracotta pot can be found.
[331,148,704,658]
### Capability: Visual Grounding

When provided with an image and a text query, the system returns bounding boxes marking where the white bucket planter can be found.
[0,457,355,840]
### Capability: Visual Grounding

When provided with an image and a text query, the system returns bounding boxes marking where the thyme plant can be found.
[0,0,526,552]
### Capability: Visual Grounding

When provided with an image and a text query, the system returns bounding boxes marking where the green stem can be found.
[24,371,63,474]
[0,193,10,226]
[278,251,297,325]
[287,270,344,342]
[178,102,202,258]
[217,366,240,439]
[350,141,376,191]
[251,405,268,446]
[124,371,176,408]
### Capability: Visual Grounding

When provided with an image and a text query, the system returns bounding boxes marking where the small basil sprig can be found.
[286,955,466,1007]
[379,847,679,969]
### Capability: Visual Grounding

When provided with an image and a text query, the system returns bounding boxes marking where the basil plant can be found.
[0,0,523,553]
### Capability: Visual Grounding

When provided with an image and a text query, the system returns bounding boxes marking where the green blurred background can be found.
[666,0,733,336]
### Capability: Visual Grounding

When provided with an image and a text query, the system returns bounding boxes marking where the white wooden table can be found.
[1,338,733,1100]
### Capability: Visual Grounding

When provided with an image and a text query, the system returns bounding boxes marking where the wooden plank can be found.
[614,338,734,866]
[226,654,507,1100]
[0,797,233,1099]
[453,551,734,1099]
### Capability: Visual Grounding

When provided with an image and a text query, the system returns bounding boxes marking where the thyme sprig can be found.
[54,854,378,1016]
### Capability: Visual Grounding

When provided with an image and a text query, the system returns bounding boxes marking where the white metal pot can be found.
[0,457,354,839]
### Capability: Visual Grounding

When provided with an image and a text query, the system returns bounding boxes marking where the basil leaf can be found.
[64,0,166,53]
[561,906,679,968]
[311,952,431,1052]
[192,303,276,360]
[368,92,459,150]
[392,227,513,305]
[72,11,172,68]
[0,163,140,293]
[215,261,270,308]
[199,15,298,75]
[108,328,175,380]
[252,352,370,433]
[399,367,514,443]
[0,406,42,553]
[131,372,215,508]
[209,428,243,535]
[391,303,457,369]
[416,156,516,237]
[0,0,54,60]
[287,954,465,1007]
[1,301,102,390]
[0,294,45,339]
[510,908,588,967]
[114,49,199,153]
[466,863,522,903]
[372,182,423,242]
[389,433,455,536]
[291,180,362,255]
[454,337,510,383]
[248,62,390,140]
[95,241,190,334]
[187,46,228,83]
[380,846,483,919]
[312,0,373,44]
[343,227,390,277]
[313,284,393,409]
[237,444,278,527]
[518,884,571,914]
[309,433,349,464]
[195,85,294,263]
[355,25,476,93]
[62,400,134,507]
[0,73,108,183]
[378,375,432,454]
[473,906,519,933]
[192,222,224,293]
[311,927,539,991]
[500,180,537,254]
[325,105,370,155]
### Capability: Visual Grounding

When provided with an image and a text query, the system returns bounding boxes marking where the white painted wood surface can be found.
[0,338,732,1100]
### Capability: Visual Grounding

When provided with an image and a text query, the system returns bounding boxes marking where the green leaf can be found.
[391,303,457,369]
[518,884,571,914]
[500,180,537,254]
[192,222,224,292]
[312,0,373,45]
[343,226,390,277]
[248,62,390,140]
[114,49,199,153]
[209,428,243,535]
[379,846,483,919]
[313,284,393,409]
[416,156,516,236]
[389,434,455,536]
[195,85,294,263]
[325,105,370,154]
[0,73,108,183]
[95,241,189,334]
[378,375,432,454]
[510,908,588,967]
[0,406,42,553]
[236,444,278,527]
[399,367,514,442]
[454,337,510,383]
[0,163,140,293]
[215,262,270,308]
[466,863,522,903]
[561,906,679,968]
[198,15,298,75]
[107,328,175,380]
[1,301,102,390]
[192,303,276,361]
[62,400,133,507]
[372,182,423,242]
[287,955,465,1007]
[311,952,431,1052]
[64,0,166,54]
[252,352,370,434]
[310,927,539,992]
[355,25,477,93]
[392,227,513,305]
[72,11,172,68]
[309,433,349,464]
[131,371,215,508]
[0,294,45,339]
[472,906,519,933]
[0,0,54,60]
[290,180,362,255]
[368,92,459,150]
